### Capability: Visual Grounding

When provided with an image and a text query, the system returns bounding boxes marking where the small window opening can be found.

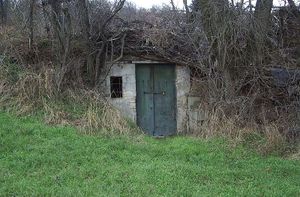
[110,76,123,98]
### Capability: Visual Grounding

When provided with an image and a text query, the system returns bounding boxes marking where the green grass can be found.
[0,112,299,197]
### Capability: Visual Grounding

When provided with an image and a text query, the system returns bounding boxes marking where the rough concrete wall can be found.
[103,63,137,121]
[176,65,191,133]
[187,97,206,134]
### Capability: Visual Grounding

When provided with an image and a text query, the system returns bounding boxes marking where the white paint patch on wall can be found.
[176,65,191,133]
[103,63,137,121]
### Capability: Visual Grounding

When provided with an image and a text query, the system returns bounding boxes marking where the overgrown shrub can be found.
[188,94,299,155]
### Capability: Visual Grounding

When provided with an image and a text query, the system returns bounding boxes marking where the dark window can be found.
[110,76,123,98]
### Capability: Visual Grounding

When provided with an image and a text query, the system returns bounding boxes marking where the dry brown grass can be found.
[260,125,287,155]
[0,62,137,135]
[9,69,56,114]
[80,98,131,135]
[289,145,300,160]
[189,98,295,155]
[66,89,136,135]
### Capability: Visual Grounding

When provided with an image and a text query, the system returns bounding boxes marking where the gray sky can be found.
[128,0,288,9]
[128,0,191,9]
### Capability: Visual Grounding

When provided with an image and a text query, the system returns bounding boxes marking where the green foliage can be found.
[0,112,299,196]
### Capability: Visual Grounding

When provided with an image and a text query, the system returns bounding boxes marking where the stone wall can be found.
[187,97,206,134]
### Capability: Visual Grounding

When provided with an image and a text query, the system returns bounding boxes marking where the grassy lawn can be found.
[0,112,299,196]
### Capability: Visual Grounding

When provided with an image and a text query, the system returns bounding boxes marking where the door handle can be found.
[144,91,166,95]
[153,91,166,95]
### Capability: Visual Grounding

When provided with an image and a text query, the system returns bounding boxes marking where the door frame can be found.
[135,63,178,136]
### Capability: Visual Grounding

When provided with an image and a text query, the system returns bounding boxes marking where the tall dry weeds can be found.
[0,62,137,135]
[188,85,298,155]
[67,89,136,135]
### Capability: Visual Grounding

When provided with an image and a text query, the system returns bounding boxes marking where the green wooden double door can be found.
[136,64,177,136]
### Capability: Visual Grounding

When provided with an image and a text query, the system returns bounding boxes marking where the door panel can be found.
[136,65,154,135]
[136,64,177,136]
[153,65,176,136]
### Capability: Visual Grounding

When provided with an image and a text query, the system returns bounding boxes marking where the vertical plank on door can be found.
[153,65,177,136]
[136,65,154,135]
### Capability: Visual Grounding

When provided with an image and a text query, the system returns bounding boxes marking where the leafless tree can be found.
[0,0,8,25]
[287,0,297,9]
[76,0,93,84]
[43,0,72,90]
[42,0,51,38]
[254,0,273,28]
[76,0,126,86]
[29,0,36,50]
